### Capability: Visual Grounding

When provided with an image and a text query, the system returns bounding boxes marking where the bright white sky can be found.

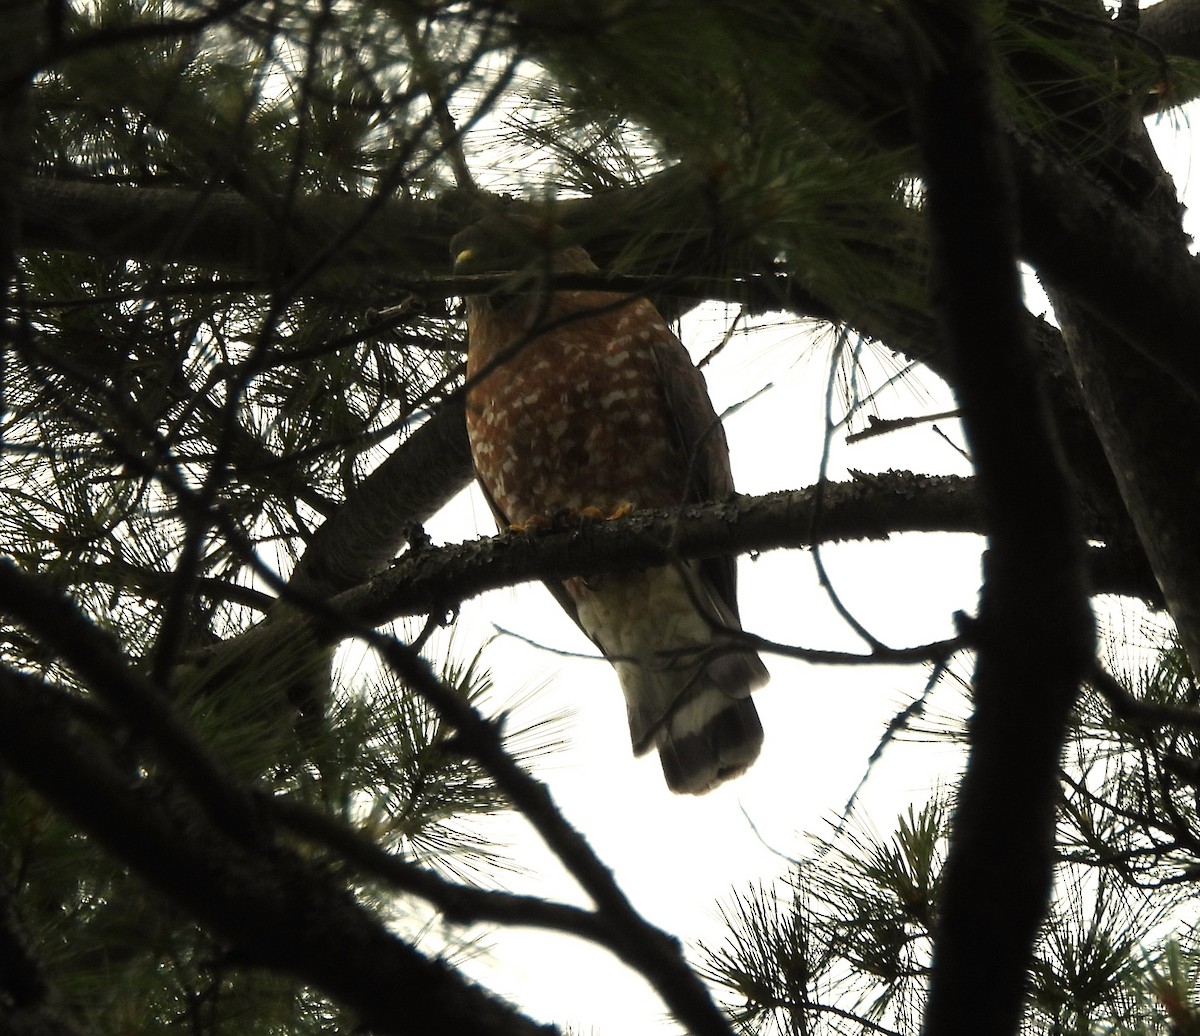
[390,71,1200,1036]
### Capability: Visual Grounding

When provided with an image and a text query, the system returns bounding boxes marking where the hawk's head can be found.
[451,213,598,315]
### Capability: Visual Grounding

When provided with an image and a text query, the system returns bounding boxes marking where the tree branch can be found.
[10,162,1162,581]
[0,664,557,1036]
[0,877,91,1036]
[341,473,984,627]
[1140,0,1200,65]
[184,472,1155,688]
[0,557,261,845]
[363,632,736,1036]
[265,795,619,942]
[902,5,1094,1035]
[287,400,475,598]
[1011,131,1200,403]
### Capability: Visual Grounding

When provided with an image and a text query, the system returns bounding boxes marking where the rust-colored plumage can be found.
[452,215,767,793]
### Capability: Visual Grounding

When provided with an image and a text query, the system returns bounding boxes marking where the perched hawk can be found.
[451,215,767,794]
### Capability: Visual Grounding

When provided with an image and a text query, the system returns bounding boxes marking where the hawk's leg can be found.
[508,502,634,534]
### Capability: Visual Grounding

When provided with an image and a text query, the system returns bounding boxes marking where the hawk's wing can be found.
[647,325,742,625]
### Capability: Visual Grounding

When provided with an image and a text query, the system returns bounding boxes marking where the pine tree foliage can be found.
[703,634,1200,1035]
[5,0,1200,1033]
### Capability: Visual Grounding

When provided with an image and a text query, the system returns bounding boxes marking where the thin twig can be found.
[845,409,961,444]
[399,10,479,194]
[265,794,616,942]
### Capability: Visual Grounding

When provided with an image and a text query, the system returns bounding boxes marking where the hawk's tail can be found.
[618,638,768,794]
[657,688,764,795]
[571,563,768,792]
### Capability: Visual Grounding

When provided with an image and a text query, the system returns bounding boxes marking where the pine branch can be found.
[0,881,92,1036]
[22,0,261,80]
[61,561,277,613]
[902,4,1094,1036]
[266,794,619,942]
[184,473,1154,701]
[0,664,557,1036]
[332,475,1150,630]
[11,165,1178,566]
[287,401,474,598]
[364,631,736,1036]
[0,557,261,846]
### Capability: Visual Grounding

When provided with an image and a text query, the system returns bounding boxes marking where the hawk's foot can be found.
[509,503,634,535]
[578,501,634,523]
[507,513,552,534]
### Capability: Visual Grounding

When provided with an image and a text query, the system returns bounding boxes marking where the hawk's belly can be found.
[466,299,688,524]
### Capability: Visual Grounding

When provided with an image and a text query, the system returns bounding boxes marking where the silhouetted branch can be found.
[903,4,1094,1036]
[185,472,1154,688]
[0,557,260,845]
[1089,663,1200,732]
[0,664,557,1036]
[364,631,736,1036]
[266,795,617,941]
[288,401,474,598]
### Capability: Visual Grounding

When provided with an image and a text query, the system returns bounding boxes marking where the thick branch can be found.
[17,178,460,291]
[1011,132,1200,402]
[343,473,983,627]
[188,474,1154,692]
[1048,225,1200,680]
[903,5,1093,1036]
[341,474,1155,630]
[288,400,474,598]
[1140,0,1200,64]
[12,163,1176,581]
[23,152,1200,408]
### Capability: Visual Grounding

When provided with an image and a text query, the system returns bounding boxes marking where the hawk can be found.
[451,214,767,794]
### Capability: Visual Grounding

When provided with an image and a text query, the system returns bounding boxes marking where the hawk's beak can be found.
[453,247,475,270]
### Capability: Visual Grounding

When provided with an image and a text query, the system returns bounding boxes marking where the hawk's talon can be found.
[578,502,633,523]
[508,514,552,535]
[511,504,634,534]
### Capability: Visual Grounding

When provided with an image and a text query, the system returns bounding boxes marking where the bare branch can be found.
[266,795,617,942]
[363,632,736,1036]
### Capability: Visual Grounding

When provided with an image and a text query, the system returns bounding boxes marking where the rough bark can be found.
[287,399,474,598]
[183,476,1151,689]
[1048,132,1200,676]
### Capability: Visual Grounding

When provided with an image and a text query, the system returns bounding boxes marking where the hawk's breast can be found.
[465,292,689,524]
